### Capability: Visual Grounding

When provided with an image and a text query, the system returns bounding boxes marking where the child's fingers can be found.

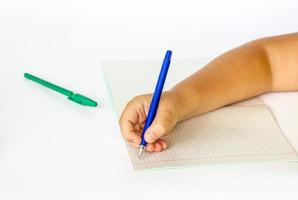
[145,143,155,152]
[119,109,162,152]
[127,139,168,152]
[143,101,177,144]
[144,110,176,144]
[157,139,168,150]
[127,141,157,152]
[119,117,141,144]
[119,94,173,153]
[145,139,168,152]
[154,141,163,152]
[154,139,168,152]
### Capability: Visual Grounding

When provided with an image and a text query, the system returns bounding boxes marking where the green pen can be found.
[24,73,98,107]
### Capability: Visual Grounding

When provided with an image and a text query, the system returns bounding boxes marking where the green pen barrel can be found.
[24,73,73,97]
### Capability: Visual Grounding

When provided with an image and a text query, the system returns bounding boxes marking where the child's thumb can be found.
[144,111,177,143]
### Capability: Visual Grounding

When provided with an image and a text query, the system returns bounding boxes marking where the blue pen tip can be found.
[165,50,172,60]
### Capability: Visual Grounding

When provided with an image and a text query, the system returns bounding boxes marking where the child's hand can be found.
[119,91,180,152]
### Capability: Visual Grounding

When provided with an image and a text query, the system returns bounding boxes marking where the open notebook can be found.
[102,58,298,170]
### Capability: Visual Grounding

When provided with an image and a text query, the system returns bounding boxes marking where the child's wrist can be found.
[169,84,204,121]
[166,90,189,122]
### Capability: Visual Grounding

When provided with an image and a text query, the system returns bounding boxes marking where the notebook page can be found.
[101,58,298,170]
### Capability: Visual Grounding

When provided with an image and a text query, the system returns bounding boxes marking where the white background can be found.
[1,0,298,199]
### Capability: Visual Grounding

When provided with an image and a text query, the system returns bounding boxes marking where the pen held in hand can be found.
[138,50,172,158]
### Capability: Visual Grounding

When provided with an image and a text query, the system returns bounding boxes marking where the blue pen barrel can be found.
[140,50,172,146]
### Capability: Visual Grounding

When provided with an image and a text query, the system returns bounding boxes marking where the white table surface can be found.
[1,1,298,199]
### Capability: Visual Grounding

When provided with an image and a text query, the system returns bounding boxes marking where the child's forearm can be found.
[170,33,298,121]
[119,33,298,151]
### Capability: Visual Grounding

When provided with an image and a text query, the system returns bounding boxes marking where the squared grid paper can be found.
[102,59,298,170]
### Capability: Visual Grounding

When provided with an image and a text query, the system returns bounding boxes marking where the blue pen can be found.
[138,50,172,158]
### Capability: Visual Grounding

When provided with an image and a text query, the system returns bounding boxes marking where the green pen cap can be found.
[68,93,98,107]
